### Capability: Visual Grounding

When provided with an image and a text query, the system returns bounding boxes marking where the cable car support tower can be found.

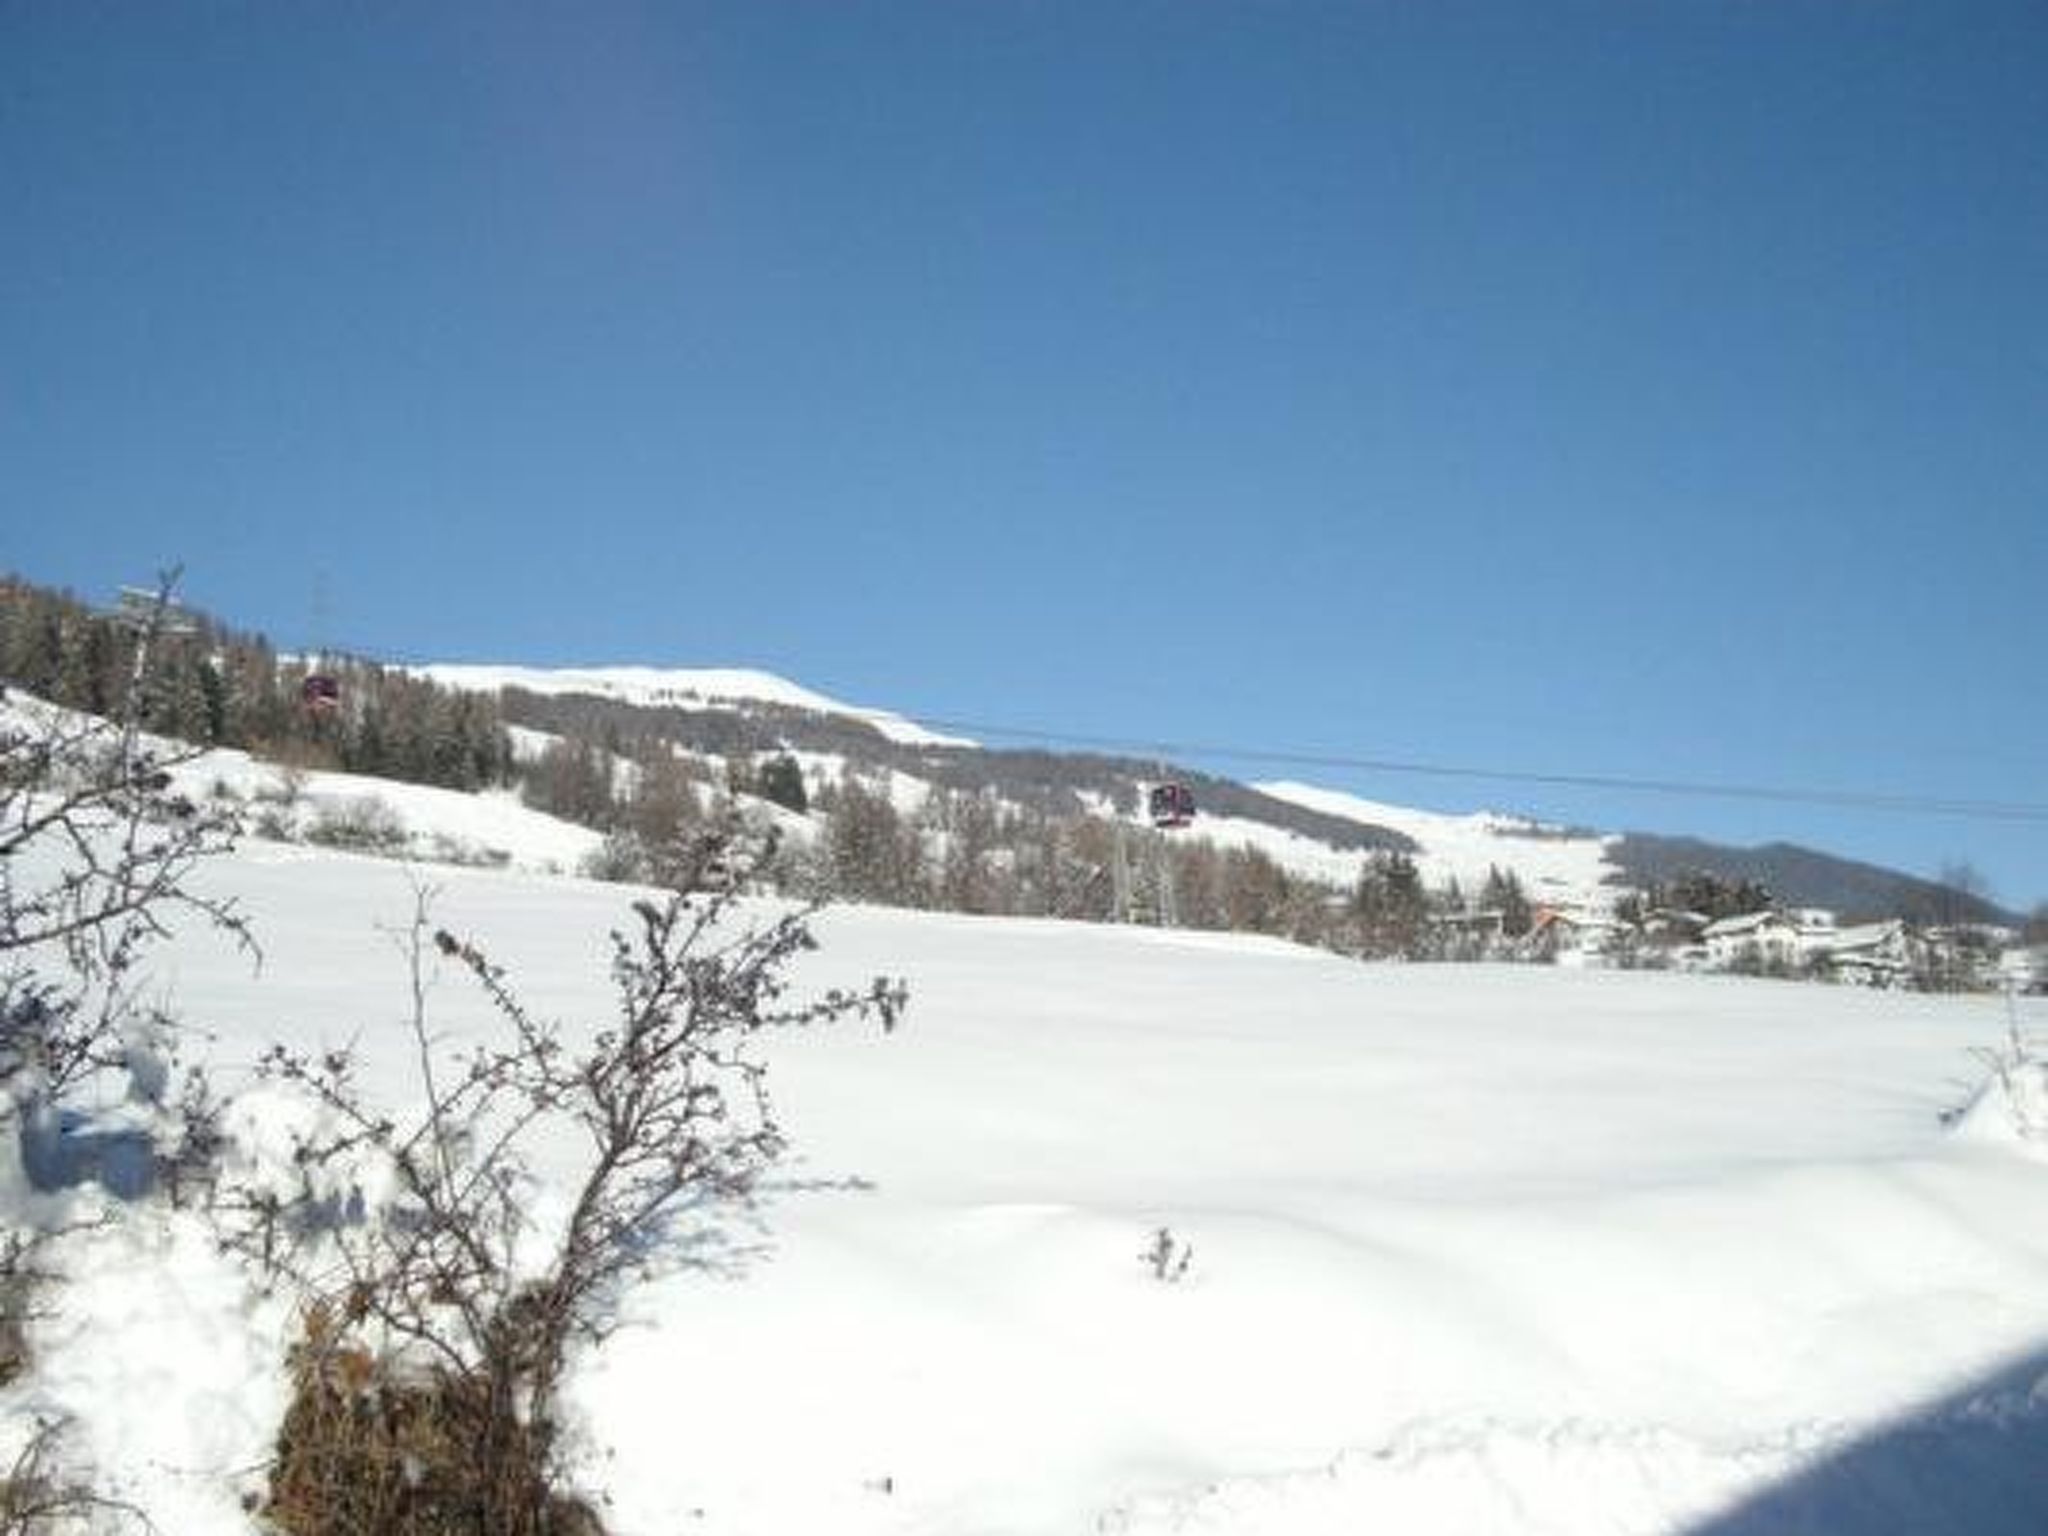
[1116,765,1195,927]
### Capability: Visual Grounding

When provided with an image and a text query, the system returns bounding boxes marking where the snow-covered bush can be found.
[217,847,906,1533]
[2,748,246,1132]
[581,808,776,895]
[578,829,649,885]
[0,1412,153,1533]
[1,578,251,1192]
[0,574,251,1525]
[303,795,407,855]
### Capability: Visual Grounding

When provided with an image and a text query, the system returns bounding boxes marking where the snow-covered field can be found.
[8,822,2048,1533]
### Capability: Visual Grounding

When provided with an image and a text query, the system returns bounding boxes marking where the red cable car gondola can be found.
[1148,782,1195,830]
[300,674,342,713]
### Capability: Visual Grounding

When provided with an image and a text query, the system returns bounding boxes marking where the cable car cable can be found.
[283,634,2048,827]
[891,716,2048,826]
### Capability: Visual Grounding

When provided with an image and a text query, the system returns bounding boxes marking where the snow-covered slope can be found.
[9,822,2047,1534]
[1,691,606,876]
[1259,778,1623,909]
[418,662,1635,908]
[415,663,973,748]
[185,745,604,874]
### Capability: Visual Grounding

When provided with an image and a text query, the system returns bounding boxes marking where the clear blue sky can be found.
[5,2,2044,909]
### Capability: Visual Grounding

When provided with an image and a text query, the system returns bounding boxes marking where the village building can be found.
[1804,920,1921,987]
[1641,908,1711,946]
[1702,909,1804,970]
[1998,945,2048,994]
[1527,906,1624,965]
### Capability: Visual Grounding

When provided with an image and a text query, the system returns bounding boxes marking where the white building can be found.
[1702,910,1804,970]
[1806,920,1920,988]
[1999,945,2048,994]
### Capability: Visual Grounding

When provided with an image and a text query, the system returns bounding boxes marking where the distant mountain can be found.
[418,661,2005,928]
[1610,834,2017,927]
[461,673,1419,856]
[3,558,2004,931]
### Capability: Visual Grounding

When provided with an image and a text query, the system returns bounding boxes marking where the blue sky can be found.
[4,2,2045,908]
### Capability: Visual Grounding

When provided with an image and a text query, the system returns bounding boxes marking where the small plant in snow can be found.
[1959,993,2048,1140]
[1141,1225,1193,1283]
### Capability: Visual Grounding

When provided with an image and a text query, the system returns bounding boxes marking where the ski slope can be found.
[1259,778,1622,910]
[7,825,2047,1534]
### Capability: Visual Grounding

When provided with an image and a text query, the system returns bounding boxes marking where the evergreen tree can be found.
[756,753,809,815]
[523,736,617,829]
[826,774,924,906]
[628,748,702,855]
[1221,846,1293,935]
[1355,850,1430,956]
[932,788,1005,915]
[1663,870,1771,921]
[1479,865,1534,938]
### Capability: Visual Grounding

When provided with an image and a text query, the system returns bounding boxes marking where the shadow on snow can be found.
[1681,1347,2048,1536]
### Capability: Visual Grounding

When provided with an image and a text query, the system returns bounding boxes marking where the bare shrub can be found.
[304,796,407,855]
[264,1300,597,1536]
[576,830,646,885]
[0,1414,155,1534]
[2,575,254,1184]
[0,573,251,1524]
[219,844,906,1531]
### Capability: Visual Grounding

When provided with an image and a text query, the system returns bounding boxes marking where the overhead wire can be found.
[296,634,2048,826]
[878,714,2048,826]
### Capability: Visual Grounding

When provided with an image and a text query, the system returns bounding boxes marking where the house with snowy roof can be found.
[1805,920,1922,988]
[1526,906,1625,965]
[1642,908,1711,945]
[1702,910,1803,970]
[1997,945,2048,994]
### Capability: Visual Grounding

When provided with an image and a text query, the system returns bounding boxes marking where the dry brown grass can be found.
[264,1305,601,1536]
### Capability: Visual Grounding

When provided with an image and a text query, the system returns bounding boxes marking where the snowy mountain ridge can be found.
[421,660,1630,913]
[414,659,2012,925]
[414,662,974,748]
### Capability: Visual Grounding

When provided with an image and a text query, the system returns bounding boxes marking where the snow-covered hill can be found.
[416,662,973,748]
[7,781,2048,1533]
[1258,778,1622,910]
[180,739,605,873]
[405,661,2011,923]
[415,661,1629,909]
